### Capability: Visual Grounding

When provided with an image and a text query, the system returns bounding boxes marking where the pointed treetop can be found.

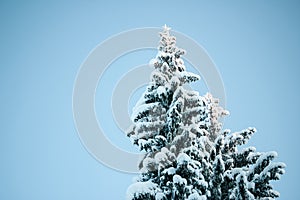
[163,24,171,34]
[158,25,185,58]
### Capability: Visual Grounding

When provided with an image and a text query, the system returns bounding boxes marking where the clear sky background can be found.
[1,1,299,199]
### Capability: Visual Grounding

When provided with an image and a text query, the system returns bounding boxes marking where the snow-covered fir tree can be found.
[126,25,285,200]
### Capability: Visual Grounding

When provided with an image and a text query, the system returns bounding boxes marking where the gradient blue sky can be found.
[1,1,299,199]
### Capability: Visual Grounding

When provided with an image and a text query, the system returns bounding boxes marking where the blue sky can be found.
[1,1,299,199]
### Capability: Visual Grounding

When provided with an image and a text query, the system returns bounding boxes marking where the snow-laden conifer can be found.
[126,25,285,200]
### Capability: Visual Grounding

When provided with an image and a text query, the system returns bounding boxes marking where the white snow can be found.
[177,71,201,84]
[131,102,160,122]
[149,58,158,67]
[155,192,165,200]
[126,181,157,200]
[248,181,255,190]
[162,167,176,175]
[249,151,278,175]
[255,162,286,181]
[180,71,200,80]
[142,157,156,170]
[177,153,191,165]
[173,174,187,185]
[155,151,168,163]
[188,192,207,200]
[135,121,164,135]
[157,86,166,96]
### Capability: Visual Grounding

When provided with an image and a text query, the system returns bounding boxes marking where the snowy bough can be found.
[126,26,285,200]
